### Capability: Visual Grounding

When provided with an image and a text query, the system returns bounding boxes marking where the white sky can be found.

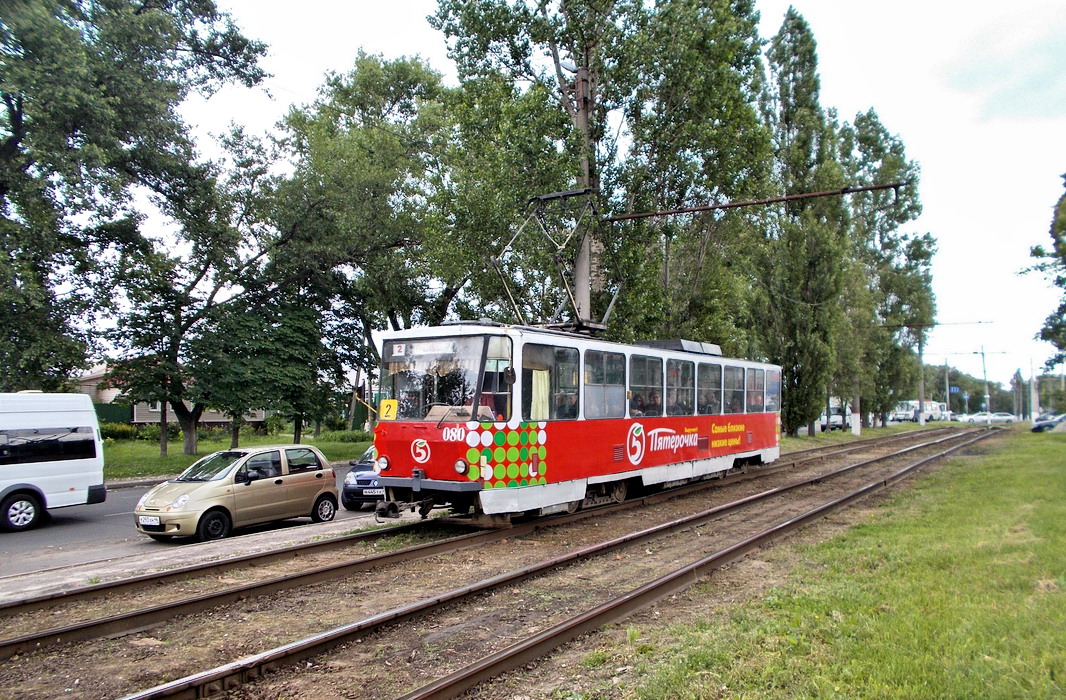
[184,0,1066,389]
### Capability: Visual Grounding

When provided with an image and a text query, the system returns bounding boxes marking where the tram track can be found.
[0,426,996,699]
[0,424,952,613]
[0,426,967,663]
[0,428,950,627]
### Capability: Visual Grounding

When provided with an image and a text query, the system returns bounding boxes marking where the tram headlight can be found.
[453,459,469,475]
[375,456,390,473]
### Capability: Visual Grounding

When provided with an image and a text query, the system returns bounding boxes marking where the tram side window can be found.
[666,359,694,416]
[630,355,663,416]
[746,368,765,412]
[522,344,579,421]
[723,365,745,414]
[585,350,626,419]
[697,363,722,415]
[765,369,782,412]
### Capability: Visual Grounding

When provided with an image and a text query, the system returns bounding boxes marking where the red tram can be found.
[373,322,781,523]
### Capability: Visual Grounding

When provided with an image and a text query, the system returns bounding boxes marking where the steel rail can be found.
[0,425,947,619]
[0,519,431,615]
[400,429,998,699]
[114,428,995,700]
[0,427,971,659]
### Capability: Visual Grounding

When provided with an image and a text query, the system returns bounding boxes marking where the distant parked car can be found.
[342,446,382,511]
[1031,414,1066,432]
[966,412,1014,424]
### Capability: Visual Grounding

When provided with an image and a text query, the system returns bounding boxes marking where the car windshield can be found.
[175,451,244,482]
[354,446,376,467]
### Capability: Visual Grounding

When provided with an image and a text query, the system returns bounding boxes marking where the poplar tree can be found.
[760,8,849,435]
[838,109,934,422]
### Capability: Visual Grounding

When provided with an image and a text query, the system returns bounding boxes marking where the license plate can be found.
[138,515,161,526]
[362,488,384,496]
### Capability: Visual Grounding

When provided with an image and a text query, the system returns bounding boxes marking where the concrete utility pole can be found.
[978,346,991,423]
[573,65,593,321]
[917,334,926,426]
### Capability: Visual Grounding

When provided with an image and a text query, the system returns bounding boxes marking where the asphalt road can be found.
[0,469,370,579]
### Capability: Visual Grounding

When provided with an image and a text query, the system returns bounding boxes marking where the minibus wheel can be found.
[1,493,41,532]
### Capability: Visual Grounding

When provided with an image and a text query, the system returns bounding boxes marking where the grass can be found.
[103,434,371,480]
[625,426,1065,698]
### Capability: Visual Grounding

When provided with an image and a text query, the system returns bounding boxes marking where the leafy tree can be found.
[836,109,933,423]
[432,0,775,349]
[1032,173,1066,366]
[604,0,772,352]
[0,0,265,391]
[277,52,449,332]
[758,9,849,436]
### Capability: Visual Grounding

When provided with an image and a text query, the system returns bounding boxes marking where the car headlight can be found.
[344,471,357,485]
[136,492,150,508]
[169,493,190,510]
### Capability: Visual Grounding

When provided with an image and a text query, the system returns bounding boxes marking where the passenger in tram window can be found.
[556,393,578,419]
[630,394,645,416]
[645,391,662,416]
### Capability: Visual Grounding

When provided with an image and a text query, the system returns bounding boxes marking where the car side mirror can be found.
[243,469,261,484]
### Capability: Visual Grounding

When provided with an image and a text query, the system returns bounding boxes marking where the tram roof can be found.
[389,320,734,360]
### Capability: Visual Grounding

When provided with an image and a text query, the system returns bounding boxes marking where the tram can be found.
[372,321,781,524]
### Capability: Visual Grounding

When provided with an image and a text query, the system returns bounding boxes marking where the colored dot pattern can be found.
[464,421,548,488]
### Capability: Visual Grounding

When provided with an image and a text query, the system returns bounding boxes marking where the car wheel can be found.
[342,501,361,512]
[1,493,42,532]
[312,495,337,523]
[196,510,232,541]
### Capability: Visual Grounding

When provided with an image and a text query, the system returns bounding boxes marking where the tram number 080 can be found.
[441,427,466,442]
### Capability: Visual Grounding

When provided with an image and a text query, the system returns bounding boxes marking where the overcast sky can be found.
[184,0,1066,390]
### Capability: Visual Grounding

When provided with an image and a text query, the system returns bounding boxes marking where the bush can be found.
[136,423,182,443]
[315,429,373,443]
[196,426,234,443]
[99,422,138,440]
[264,414,288,435]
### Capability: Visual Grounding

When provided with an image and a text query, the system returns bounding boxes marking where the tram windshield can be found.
[380,335,513,422]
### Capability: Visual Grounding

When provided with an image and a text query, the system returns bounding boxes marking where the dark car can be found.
[341,446,383,511]
[1031,414,1066,433]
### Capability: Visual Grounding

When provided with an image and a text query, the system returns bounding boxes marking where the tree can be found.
[105,127,290,456]
[759,9,849,436]
[0,0,265,391]
[836,109,932,424]
[432,0,775,348]
[1032,173,1066,367]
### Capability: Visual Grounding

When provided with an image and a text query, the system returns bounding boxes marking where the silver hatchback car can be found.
[134,445,338,541]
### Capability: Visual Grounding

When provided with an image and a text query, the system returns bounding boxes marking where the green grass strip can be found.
[629,429,1066,699]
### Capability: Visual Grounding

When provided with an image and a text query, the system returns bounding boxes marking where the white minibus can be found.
[0,392,107,531]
